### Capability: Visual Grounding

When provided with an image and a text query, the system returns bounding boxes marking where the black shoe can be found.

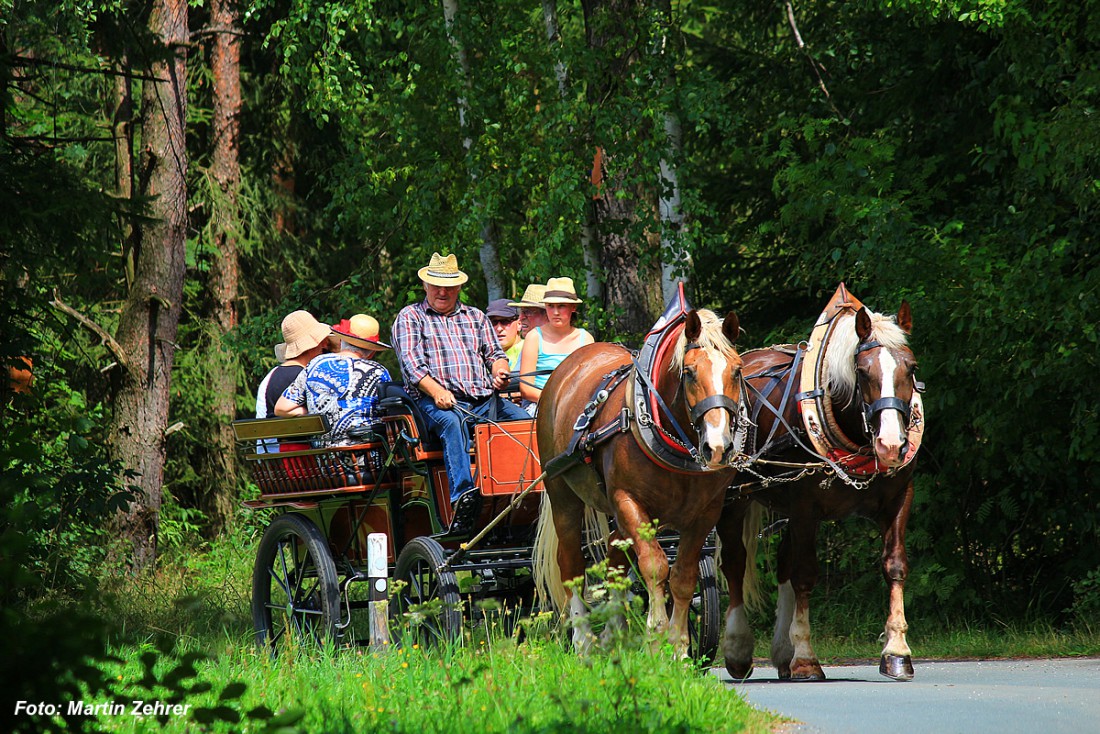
[436,489,482,541]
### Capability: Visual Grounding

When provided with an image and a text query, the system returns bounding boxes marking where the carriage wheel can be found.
[391,537,463,646]
[252,513,341,656]
[687,555,721,664]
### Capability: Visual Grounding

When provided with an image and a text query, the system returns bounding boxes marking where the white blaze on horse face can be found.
[700,352,731,465]
[874,349,906,465]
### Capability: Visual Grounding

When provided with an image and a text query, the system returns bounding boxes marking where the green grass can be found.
[26,522,1099,733]
[95,637,774,733]
[804,622,1100,663]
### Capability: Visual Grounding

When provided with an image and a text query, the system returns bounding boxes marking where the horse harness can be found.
[728,293,925,498]
[541,332,751,480]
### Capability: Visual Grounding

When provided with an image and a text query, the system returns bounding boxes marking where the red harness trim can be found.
[646,322,692,458]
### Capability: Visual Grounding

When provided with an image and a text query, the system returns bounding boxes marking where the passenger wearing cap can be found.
[254,309,330,428]
[275,314,391,447]
[518,277,594,407]
[486,298,523,370]
[391,252,529,503]
[508,283,549,338]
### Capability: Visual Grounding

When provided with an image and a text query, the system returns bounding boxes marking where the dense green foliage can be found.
[2,0,1098,685]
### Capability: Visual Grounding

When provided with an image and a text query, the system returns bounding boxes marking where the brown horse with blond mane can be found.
[532,307,744,657]
[717,285,924,681]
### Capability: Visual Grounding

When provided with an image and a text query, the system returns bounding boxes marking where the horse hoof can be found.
[726,662,754,681]
[880,654,914,681]
[776,665,791,680]
[790,659,826,681]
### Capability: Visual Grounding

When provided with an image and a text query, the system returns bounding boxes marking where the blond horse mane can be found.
[670,309,738,374]
[823,310,909,403]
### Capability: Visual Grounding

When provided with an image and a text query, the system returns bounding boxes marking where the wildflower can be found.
[401,662,409,669]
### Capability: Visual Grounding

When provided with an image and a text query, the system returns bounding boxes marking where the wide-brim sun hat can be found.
[508,283,547,309]
[418,252,469,287]
[278,310,332,359]
[541,277,583,304]
[331,313,391,351]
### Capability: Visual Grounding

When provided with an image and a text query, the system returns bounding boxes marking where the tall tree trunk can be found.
[658,108,689,303]
[109,0,188,572]
[204,0,242,535]
[112,54,136,288]
[441,0,505,299]
[542,0,602,302]
[582,0,662,337]
[653,2,690,303]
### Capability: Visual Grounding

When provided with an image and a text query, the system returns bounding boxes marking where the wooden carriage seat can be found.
[232,414,385,496]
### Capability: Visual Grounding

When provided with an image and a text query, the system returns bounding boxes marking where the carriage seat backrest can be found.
[378,381,440,450]
[231,413,329,443]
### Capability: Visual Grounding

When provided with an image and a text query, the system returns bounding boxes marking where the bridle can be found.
[853,339,915,439]
[681,341,747,462]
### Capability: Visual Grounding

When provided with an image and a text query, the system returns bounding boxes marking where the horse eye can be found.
[683,366,697,381]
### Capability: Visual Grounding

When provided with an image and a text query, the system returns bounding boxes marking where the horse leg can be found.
[774,522,826,681]
[597,527,631,645]
[549,484,596,654]
[879,480,915,681]
[666,523,713,659]
[717,502,755,679]
[612,490,670,648]
[770,532,795,679]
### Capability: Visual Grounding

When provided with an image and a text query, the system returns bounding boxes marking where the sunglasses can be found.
[490,317,518,326]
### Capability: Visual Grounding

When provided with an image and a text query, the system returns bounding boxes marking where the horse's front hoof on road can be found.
[879,654,914,681]
[725,661,753,681]
[789,658,826,681]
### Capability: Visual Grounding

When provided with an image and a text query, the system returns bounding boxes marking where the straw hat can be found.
[418,252,469,287]
[541,277,583,304]
[508,283,547,309]
[331,313,391,351]
[277,310,332,359]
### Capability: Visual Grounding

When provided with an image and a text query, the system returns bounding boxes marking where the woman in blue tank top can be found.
[519,277,595,407]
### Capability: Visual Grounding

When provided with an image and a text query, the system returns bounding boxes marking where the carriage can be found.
[233,386,547,653]
[233,381,723,657]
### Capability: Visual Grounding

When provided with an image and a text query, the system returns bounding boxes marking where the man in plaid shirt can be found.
[392,253,528,503]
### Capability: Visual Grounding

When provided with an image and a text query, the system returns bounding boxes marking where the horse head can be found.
[852,302,917,467]
[676,309,744,469]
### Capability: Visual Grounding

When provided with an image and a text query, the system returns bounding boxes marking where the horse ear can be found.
[896,301,912,334]
[684,310,702,342]
[722,312,740,344]
[855,307,873,341]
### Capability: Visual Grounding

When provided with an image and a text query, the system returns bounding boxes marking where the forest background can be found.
[2,0,1098,694]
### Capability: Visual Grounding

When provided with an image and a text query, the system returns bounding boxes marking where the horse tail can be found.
[532,492,611,612]
[742,501,764,612]
[532,492,567,611]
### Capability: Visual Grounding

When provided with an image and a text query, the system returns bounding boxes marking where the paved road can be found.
[715,658,1100,734]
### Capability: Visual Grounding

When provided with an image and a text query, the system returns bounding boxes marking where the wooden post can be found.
[367,532,391,648]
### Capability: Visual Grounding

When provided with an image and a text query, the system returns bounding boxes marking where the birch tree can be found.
[542,0,602,302]
[441,0,505,300]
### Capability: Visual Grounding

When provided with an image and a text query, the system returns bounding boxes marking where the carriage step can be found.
[434,489,482,541]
